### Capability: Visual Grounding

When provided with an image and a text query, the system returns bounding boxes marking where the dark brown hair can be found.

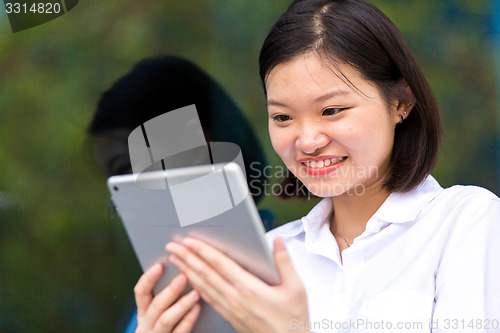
[259,0,441,197]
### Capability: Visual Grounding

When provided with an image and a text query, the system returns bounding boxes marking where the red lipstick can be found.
[299,156,347,176]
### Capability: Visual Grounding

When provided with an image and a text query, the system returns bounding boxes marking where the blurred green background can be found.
[0,0,498,332]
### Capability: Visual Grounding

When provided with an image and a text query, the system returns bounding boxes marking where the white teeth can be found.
[304,157,345,168]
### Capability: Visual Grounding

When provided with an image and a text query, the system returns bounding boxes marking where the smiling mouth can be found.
[302,157,347,168]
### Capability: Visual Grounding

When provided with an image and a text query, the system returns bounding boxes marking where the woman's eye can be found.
[322,108,344,116]
[273,114,291,122]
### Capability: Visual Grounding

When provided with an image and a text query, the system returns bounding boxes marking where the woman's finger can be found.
[143,273,189,327]
[179,237,269,291]
[167,251,231,310]
[273,237,305,299]
[134,263,163,318]
[171,303,201,333]
[152,289,200,332]
[273,237,299,286]
[169,253,239,323]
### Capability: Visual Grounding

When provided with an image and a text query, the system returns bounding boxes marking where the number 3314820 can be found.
[5,2,62,14]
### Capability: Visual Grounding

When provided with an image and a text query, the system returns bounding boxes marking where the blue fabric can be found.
[123,309,138,333]
[259,209,277,232]
[121,209,277,332]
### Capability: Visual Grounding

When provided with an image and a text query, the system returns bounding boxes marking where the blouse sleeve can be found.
[432,193,500,333]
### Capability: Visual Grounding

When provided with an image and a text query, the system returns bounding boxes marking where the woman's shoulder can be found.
[428,181,500,232]
[437,182,500,206]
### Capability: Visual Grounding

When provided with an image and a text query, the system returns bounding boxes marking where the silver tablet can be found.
[107,162,279,332]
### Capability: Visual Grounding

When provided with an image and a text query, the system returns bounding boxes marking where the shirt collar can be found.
[298,175,443,231]
[283,175,443,239]
[276,198,332,239]
[301,198,339,262]
[373,175,443,224]
[301,198,333,234]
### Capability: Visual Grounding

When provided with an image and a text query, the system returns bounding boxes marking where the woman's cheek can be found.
[269,129,291,161]
[336,126,362,153]
[269,130,280,151]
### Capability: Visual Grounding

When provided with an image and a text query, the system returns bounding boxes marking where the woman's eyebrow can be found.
[267,99,288,107]
[267,88,351,107]
[313,88,351,103]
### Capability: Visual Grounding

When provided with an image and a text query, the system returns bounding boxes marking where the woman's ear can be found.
[394,79,415,124]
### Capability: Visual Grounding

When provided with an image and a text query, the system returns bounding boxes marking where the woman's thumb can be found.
[273,237,300,286]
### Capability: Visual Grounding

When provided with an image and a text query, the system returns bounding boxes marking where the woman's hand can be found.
[134,264,201,333]
[166,237,310,333]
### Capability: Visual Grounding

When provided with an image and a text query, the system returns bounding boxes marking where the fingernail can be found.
[182,237,194,246]
[274,237,285,250]
[188,290,199,300]
[166,242,179,252]
[151,263,162,274]
[175,274,186,286]
[169,254,180,265]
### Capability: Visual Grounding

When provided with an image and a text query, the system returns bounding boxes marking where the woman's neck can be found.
[330,183,391,244]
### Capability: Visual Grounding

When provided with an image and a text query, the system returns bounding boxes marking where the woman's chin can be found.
[302,183,351,198]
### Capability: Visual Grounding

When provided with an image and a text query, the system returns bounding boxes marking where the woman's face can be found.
[266,53,402,197]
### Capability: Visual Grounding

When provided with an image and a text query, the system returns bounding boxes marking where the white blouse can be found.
[266,176,500,333]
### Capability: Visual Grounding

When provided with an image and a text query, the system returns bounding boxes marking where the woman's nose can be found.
[295,125,330,154]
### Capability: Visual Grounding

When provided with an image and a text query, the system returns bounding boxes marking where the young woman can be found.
[134,1,500,332]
